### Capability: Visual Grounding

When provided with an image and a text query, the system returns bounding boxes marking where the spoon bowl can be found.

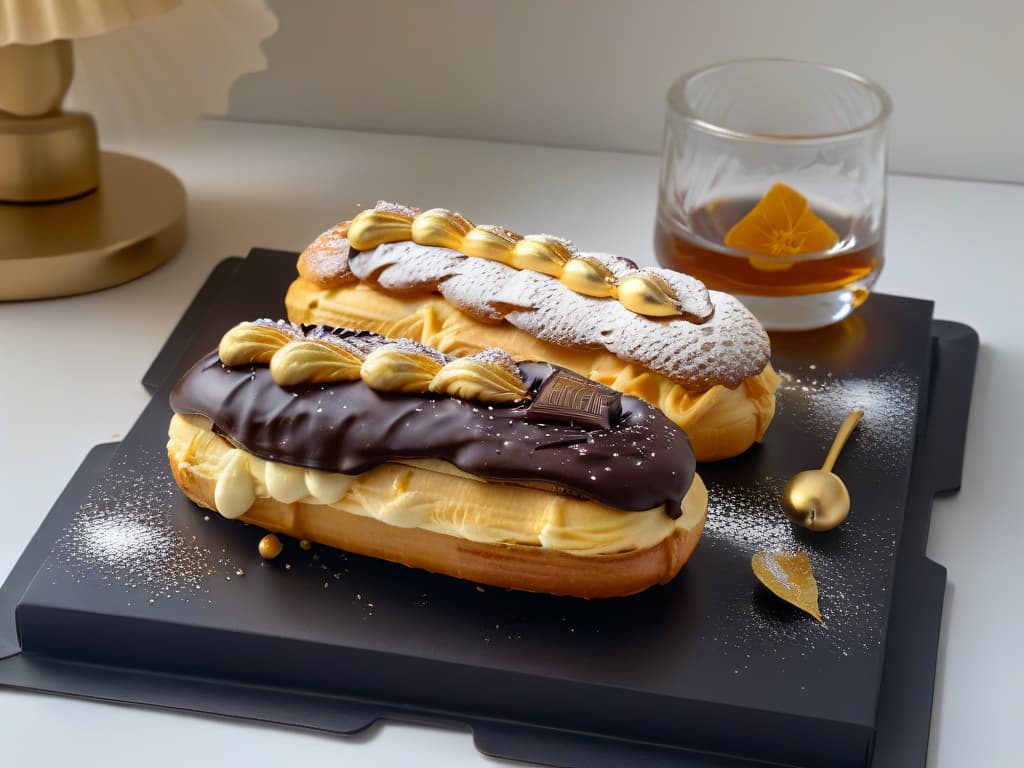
[782,469,851,531]
[782,409,863,532]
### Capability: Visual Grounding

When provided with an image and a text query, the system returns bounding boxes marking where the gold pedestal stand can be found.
[0,151,185,300]
[0,39,186,301]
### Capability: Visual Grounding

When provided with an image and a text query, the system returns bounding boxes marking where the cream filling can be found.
[169,413,704,556]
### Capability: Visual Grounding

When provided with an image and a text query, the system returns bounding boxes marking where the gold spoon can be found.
[782,409,864,531]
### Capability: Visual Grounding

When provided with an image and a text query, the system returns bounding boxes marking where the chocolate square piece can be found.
[526,369,622,429]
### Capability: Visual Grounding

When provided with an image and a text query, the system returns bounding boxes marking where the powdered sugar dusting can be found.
[776,367,918,468]
[702,473,894,661]
[388,337,448,366]
[374,200,419,218]
[476,223,522,243]
[352,241,464,292]
[296,224,354,287]
[602,291,768,389]
[534,233,580,257]
[645,268,714,322]
[581,251,639,277]
[503,274,607,350]
[466,347,522,379]
[468,348,520,372]
[299,239,770,389]
[761,550,790,584]
[440,259,517,321]
[698,361,918,661]
[50,449,239,605]
[252,318,302,337]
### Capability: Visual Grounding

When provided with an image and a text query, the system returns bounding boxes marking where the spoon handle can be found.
[821,409,864,473]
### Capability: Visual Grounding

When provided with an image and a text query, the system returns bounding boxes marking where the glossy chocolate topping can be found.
[170,352,696,517]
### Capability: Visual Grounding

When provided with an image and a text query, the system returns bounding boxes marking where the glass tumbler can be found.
[654,59,891,331]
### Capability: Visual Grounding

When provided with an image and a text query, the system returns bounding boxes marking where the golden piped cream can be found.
[218,321,296,367]
[270,339,363,385]
[617,272,684,317]
[461,224,522,264]
[560,256,617,297]
[218,321,531,405]
[411,208,473,249]
[347,207,415,250]
[512,235,573,277]
[360,344,445,392]
[337,202,715,320]
[168,414,697,556]
[430,356,528,404]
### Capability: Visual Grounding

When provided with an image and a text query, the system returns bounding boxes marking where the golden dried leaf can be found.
[752,549,823,623]
[724,182,839,269]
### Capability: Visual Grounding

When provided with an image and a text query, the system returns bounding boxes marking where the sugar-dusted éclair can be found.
[285,202,780,461]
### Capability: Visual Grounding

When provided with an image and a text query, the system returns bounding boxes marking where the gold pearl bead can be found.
[258,533,284,560]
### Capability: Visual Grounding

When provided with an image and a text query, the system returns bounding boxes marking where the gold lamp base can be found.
[0,150,186,301]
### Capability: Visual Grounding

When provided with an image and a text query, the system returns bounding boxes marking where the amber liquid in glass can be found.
[655,197,882,298]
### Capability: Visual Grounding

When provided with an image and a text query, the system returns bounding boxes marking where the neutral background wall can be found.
[226,0,1024,184]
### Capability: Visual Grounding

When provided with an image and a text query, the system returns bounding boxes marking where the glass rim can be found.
[667,58,893,143]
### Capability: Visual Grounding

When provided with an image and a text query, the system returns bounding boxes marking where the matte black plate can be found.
[0,250,978,767]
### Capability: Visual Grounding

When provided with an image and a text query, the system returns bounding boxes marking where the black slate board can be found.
[0,250,978,767]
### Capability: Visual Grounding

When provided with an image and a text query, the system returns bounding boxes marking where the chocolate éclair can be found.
[167,321,708,598]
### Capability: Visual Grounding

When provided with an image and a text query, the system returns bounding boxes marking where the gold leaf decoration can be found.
[752,549,823,623]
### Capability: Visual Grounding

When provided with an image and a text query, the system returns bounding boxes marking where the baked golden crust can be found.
[286,276,779,461]
[168,416,707,599]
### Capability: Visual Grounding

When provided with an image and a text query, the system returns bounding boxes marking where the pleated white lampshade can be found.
[0,0,181,45]
[0,0,278,138]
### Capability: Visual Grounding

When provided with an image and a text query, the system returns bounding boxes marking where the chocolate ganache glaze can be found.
[170,352,696,517]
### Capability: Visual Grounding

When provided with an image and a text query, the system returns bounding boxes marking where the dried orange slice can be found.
[725,183,839,270]
[752,549,823,623]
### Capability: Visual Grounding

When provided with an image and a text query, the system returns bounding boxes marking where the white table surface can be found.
[1,119,1021,765]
